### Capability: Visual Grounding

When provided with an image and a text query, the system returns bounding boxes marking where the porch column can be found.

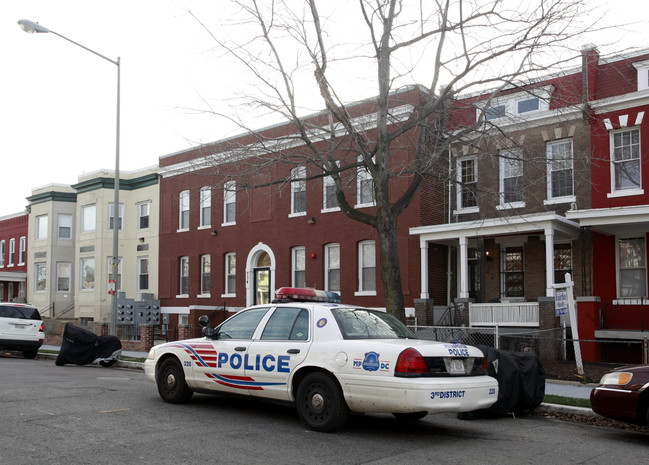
[459,236,469,299]
[544,228,555,297]
[419,240,429,299]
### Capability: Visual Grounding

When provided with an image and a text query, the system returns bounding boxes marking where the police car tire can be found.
[157,358,193,404]
[392,411,428,421]
[296,372,349,432]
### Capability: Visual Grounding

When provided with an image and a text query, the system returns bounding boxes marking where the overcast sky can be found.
[2,0,647,216]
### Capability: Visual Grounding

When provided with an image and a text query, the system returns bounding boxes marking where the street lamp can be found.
[18,19,121,336]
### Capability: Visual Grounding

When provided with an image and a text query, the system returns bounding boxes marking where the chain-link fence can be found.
[409,324,649,380]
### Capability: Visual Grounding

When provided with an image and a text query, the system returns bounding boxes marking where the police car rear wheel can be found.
[296,372,349,432]
[157,358,193,404]
[392,411,428,421]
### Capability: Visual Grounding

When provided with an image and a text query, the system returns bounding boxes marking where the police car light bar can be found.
[275,287,341,303]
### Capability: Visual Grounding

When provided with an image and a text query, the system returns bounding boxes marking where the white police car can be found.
[144,288,498,431]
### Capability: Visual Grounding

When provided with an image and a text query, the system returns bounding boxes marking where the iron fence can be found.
[409,325,649,367]
[600,298,649,331]
[116,323,204,342]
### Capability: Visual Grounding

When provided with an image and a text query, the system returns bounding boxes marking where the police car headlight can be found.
[147,347,157,360]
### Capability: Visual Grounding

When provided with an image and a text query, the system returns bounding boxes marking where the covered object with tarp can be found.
[474,345,546,415]
[55,323,122,367]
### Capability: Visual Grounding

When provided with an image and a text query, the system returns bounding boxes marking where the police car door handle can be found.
[287,349,300,354]
[235,347,246,352]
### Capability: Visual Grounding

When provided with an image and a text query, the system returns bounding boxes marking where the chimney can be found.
[581,44,599,103]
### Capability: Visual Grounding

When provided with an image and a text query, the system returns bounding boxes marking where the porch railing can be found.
[600,298,649,331]
[469,302,539,327]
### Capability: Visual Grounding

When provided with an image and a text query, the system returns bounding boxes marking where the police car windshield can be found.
[331,308,416,340]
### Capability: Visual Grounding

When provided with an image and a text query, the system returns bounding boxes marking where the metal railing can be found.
[469,302,539,327]
[600,298,649,331]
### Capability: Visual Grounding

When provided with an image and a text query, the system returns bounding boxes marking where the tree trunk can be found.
[376,210,406,322]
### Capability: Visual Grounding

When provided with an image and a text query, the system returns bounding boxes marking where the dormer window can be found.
[478,85,554,122]
[632,59,649,91]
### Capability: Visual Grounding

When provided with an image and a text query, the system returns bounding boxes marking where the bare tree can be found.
[189,0,596,321]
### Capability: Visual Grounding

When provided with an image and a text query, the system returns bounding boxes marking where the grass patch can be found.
[544,394,591,409]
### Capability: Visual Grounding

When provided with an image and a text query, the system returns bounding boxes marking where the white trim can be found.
[245,243,276,306]
[456,156,478,212]
[357,240,376,294]
[159,105,415,177]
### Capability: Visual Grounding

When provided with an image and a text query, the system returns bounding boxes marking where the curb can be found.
[538,402,596,417]
[37,352,144,371]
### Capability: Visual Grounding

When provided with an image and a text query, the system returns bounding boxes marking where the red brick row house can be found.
[565,48,649,348]
[0,212,28,302]
[157,88,424,328]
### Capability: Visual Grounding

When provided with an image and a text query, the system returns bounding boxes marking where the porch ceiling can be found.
[566,205,649,236]
[410,212,579,244]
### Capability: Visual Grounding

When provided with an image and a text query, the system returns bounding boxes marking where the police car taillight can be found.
[274,287,341,303]
[395,348,429,377]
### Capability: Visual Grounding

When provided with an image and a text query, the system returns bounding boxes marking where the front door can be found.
[254,268,270,305]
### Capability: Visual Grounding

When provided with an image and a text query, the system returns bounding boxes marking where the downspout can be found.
[447,146,453,305]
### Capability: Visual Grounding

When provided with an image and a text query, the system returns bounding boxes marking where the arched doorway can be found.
[254,252,271,305]
[246,243,276,306]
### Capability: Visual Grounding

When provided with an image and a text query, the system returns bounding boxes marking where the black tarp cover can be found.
[476,345,546,415]
[55,323,122,366]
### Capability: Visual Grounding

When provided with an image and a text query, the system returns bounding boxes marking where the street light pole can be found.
[19,19,121,336]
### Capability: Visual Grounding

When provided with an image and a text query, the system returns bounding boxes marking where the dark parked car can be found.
[0,302,44,358]
[590,365,649,425]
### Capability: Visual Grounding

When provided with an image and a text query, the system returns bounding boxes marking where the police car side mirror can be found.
[202,326,215,338]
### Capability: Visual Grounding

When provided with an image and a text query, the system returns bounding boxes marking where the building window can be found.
[502,245,524,298]
[357,157,375,207]
[225,252,236,295]
[292,247,306,288]
[612,128,641,192]
[80,257,95,290]
[516,97,540,114]
[57,263,71,292]
[108,203,124,231]
[485,104,506,120]
[81,205,96,232]
[554,243,572,286]
[179,256,189,296]
[19,237,26,266]
[547,139,574,200]
[138,202,150,230]
[322,165,340,212]
[224,182,236,225]
[107,257,123,291]
[358,241,376,294]
[201,254,211,295]
[325,243,341,293]
[0,240,4,267]
[138,257,149,291]
[291,167,307,215]
[179,190,190,230]
[35,263,47,291]
[457,157,478,210]
[8,239,15,266]
[200,187,211,227]
[36,215,48,240]
[58,214,72,238]
[618,237,647,298]
[499,149,523,205]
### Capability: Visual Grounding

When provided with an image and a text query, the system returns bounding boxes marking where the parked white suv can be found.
[0,303,44,359]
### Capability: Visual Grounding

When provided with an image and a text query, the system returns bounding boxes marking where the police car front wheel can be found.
[157,358,193,404]
[296,372,349,432]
